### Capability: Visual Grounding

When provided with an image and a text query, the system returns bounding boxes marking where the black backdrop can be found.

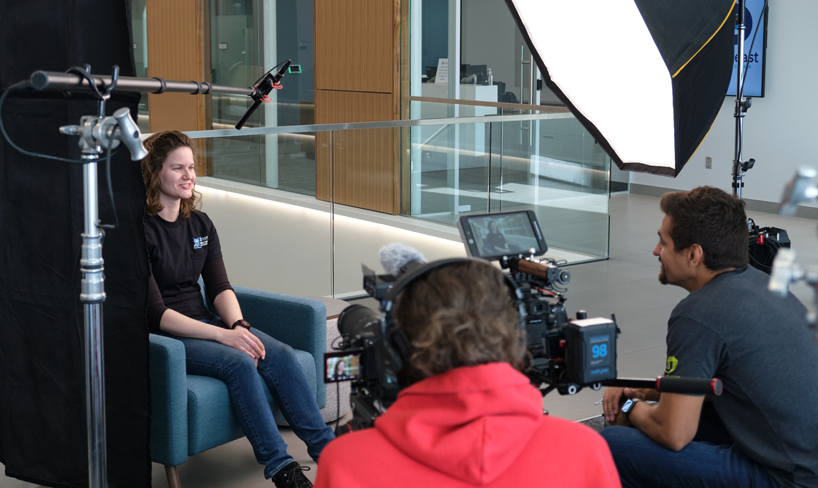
[0,1,151,486]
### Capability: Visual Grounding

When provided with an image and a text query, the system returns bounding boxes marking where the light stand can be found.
[732,0,756,198]
[729,0,788,275]
[54,65,149,488]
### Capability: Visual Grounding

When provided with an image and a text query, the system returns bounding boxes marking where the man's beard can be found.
[658,261,668,285]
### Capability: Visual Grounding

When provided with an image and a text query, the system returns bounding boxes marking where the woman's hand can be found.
[216,327,266,364]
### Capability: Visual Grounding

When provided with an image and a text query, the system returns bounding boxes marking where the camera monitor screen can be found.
[457,210,548,260]
[324,351,361,383]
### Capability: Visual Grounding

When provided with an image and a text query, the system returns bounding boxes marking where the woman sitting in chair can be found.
[143,130,333,488]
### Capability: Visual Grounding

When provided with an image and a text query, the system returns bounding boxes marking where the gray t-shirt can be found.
[667,266,818,488]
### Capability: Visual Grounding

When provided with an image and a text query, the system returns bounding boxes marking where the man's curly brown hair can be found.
[141,130,201,218]
[393,260,526,384]
[659,186,749,270]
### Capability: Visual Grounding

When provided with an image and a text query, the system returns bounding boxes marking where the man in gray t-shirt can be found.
[600,187,818,488]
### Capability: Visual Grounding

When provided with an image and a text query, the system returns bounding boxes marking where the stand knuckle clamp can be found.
[152,77,167,94]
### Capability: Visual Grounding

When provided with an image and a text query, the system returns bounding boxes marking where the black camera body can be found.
[502,254,617,396]
[324,210,619,432]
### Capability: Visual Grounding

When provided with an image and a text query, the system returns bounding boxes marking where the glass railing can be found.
[185,109,610,298]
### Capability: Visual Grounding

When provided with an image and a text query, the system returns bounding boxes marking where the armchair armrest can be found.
[149,334,190,467]
[232,286,328,406]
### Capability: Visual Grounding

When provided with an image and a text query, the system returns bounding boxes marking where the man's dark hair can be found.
[659,186,749,270]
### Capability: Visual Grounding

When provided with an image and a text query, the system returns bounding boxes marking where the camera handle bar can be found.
[605,377,723,396]
[529,370,722,397]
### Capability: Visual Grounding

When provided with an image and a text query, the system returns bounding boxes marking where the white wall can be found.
[631,0,818,206]
[196,179,592,298]
[196,183,467,298]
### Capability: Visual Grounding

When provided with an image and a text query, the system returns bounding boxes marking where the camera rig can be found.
[326,211,723,434]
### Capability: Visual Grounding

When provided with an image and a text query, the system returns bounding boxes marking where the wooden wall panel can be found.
[315,0,397,94]
[315,0,401,214]
[315,91,396,213]
[146,0,207,176]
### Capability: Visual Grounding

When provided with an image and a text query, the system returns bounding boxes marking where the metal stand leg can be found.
[82,150,107,488]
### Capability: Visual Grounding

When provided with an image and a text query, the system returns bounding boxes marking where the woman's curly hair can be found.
[394,260,526,384]
[141,130,201,218]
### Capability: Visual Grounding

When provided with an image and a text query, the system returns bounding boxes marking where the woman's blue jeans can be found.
[170,318,335,479]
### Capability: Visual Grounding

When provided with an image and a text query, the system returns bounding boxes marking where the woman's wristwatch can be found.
[231,319,251,330]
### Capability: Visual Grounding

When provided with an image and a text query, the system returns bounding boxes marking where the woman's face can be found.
[335,360,346,374]
[488,221,498,233]
[158,147,196,202]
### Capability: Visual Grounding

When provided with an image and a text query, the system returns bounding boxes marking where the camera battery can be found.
[565,317,617,385]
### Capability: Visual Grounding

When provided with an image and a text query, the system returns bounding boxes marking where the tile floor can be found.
[3,192,815,487]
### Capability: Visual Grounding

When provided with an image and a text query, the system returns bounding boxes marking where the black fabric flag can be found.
[505,0,736,177]
[0,1,151,487]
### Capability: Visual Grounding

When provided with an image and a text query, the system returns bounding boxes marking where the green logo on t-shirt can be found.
[665,356,678,374]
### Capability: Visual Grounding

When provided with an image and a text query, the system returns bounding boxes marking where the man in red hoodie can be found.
[315,260,621,487]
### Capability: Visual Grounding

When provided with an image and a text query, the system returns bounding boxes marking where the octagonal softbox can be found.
[505,0,735,176]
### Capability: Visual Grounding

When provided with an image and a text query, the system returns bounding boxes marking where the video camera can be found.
[323,211,619,432]
[457,211,619,395]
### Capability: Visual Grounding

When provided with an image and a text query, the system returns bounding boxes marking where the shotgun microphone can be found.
[235,59,292,130]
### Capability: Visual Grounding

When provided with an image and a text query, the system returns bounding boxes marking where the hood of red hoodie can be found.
[374,362,544,485]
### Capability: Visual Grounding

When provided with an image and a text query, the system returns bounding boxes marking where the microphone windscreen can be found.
[379,243,426,276]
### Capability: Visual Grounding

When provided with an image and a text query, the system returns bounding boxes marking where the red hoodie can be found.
[315,363,621,487]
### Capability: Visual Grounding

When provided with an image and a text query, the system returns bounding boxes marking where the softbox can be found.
[505,0,736,177]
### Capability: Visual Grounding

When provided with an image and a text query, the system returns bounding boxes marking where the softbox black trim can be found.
[671,6,735,176]
[633,0,735,77]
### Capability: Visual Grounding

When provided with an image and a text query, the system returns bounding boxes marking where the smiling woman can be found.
[140,130,335,488]
[142,131,201,219]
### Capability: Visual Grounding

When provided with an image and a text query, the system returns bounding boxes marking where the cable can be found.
[334,381,342,434]
[97,135,119,230]
[748,229,782,271]
[66,66,106,101]
[0,81,114,164]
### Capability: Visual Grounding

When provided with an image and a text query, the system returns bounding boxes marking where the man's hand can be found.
[602,387,650,423]
[216,327,266,365]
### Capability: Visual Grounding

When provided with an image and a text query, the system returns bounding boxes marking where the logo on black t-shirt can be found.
[193,236,209,249]
[665,356,678,375]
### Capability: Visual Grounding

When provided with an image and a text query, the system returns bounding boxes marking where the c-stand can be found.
[1,63,291,488]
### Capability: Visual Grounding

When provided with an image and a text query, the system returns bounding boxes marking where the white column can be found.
[263,0,279,188]
[410,0,423,215]
[532,66,541,204]
[447,0,461,214]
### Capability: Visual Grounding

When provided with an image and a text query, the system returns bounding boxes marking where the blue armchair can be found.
[148,285,328,487]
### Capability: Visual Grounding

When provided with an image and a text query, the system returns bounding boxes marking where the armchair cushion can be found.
[149,334,190,467]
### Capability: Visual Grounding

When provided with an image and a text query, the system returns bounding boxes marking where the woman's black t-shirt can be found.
[144,211,232,332]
